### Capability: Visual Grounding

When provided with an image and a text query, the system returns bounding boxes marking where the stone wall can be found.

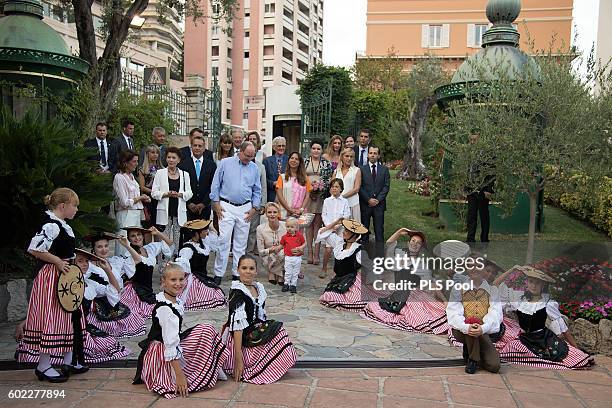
[570,318,612,356]
[0,280,30,322]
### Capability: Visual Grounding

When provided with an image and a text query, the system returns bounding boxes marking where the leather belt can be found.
[220,197,251,206]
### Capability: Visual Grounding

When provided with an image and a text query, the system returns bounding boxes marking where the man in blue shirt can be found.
[210,141,262,283]
[262,136,288,202]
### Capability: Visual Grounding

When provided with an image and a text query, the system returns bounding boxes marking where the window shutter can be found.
[421,24,429,48]
[442,24,450,47]
[467,24,475,48]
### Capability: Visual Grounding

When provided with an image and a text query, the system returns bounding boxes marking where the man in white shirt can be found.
[446,260,502,374]
[84,122,115,173]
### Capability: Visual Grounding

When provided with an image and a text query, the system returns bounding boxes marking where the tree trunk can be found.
[397,95,437,180]
[526,192,538,264]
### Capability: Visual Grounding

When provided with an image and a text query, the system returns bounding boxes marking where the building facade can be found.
[184,0,324,134]
[361,0,573,70]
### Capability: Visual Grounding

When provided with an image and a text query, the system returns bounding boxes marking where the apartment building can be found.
[360,0,573,71]
[184,0,325,132]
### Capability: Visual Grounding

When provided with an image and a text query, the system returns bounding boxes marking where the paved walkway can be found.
[1,357,611,407]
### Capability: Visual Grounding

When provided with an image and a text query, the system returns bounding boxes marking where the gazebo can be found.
[434,0,544,234]
[0,0,89,119]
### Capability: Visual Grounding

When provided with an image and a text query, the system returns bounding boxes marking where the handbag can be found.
[243,320,283,347]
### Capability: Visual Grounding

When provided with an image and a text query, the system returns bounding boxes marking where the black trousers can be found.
[466,192,490,242]
[361,204,385,243]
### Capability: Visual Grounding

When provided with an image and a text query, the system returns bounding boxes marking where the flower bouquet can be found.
[310,179,325,200]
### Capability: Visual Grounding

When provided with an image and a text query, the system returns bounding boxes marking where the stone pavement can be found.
[0,257,461,361]
[0,357,611,407]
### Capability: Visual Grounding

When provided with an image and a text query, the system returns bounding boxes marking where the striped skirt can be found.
[21,263,86,356]
[361,290,450,334]
[448,318,524,351]
[183,278,227,312]
[87,305,147,339]
[319,272,367,311]
[120,282,155,319]
[223,328,297,384]
[140,324,229,398]
[499,338,592,370]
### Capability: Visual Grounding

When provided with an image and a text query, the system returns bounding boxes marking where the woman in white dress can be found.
[333,148,361,221]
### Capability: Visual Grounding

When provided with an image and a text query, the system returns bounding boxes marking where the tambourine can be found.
[56,264,85,312]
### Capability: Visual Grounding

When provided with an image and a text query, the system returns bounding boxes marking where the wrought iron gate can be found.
[300,82,332,154]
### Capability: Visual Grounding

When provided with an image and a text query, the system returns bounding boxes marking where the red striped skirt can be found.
[141,324,229,398]
[499,338,591,370]
[319,272,367,312]
[16,332,130,365]
[361,290,450,334]
[182,279,227,311]
[448,317,524,351]
[223,328,297,384]
[21,263,86,356]
[87,306,147,339]
[120,282,155,318]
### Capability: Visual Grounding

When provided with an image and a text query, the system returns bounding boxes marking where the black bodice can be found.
[130,247,156,303]
[333,248,360,277]
[147,302,183,343]
[182,242,209,280]
[516,306,548,333]
[42,216,75,259]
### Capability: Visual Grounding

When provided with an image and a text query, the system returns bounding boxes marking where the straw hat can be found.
[83,232,121,243]
[74,248,106,263]
[405,229,427,245]
[183,219,211,230]
[432,240,471,259]
[514,265,555,283]
[342,219,369,235]
[121,226,152,234]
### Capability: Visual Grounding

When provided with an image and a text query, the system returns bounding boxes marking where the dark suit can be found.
[110,134,135,173]
[84,137,116,170]
[466,162,495,243]
[262,154,288,203]
[179,154,216,220]
[354,145,370,167]
[359,162,390,243]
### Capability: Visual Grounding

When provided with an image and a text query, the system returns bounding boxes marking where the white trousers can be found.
[284,256,302,286]
[214,201,251,278]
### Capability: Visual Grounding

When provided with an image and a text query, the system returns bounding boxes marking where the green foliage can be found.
[107,90,176,151]
[0,108,115,281]
[297,64,353,136]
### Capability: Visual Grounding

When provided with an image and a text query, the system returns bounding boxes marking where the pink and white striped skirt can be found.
[120,282,155,318]
[223,328,297,384]
[448,318,524,351]
[140,324,229,398]
[183,279,227,311]
[499,338,592,370]
[319,272,367,311]
[87,305,147,339]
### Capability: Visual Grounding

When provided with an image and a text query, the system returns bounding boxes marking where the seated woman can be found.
[223,255,297,384]
[133,263,229,398]
[256,203,287,286]
[315,217,369,311]
[496,265,592,370]
[174,219,226,311]
[85,233,147,338]
[361,228,451,335]
[120,226,174,318]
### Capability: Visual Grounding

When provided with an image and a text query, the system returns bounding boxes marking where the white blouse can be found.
[125,241,174,278]
[446,280,503,335]
[228,281,267,332]
[315,228,362,263]
[113,173,144,211]
[321,196,351,226]
[28,211,75,254]
[154,292,186,361]
[83,263,120,306]
[107,255,135,289]
[174,232,220,275]
[497,283,568,335]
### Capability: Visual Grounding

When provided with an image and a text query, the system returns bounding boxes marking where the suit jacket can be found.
[150,168,193,226]
[178,154,216,208]
[262,154,288,203]
[84,137,116,170]
[110,134,135,173]
[354,145,370,167]
[359,162,390,210]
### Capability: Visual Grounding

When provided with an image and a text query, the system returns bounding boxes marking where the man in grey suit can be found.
[359,145,390,243]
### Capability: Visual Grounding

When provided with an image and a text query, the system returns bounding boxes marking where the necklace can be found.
[168,168,178,176]
[310,158,321,174]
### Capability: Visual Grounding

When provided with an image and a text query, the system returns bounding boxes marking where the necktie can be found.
[372,163,377,182]
[99,140,107,166]
[195,159,201,179]
[360,149,365,166]
[128,137,133,150]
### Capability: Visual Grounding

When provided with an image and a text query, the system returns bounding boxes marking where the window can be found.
[212,66,219,77]
[263,45,274,56]
[226,109,232,120]
[244,51,250,58]
[264,66,274,76]
[212,2,220,15]
[245,11,250,17]
[212,25,220,35]
[265,3,275,13]
[282,70,292,81]
[211,46,219,56]
[422,24,449,48]
[227,48,232,58]
[245,30,250,37]
[264,24,274,35]
[243,112,249,120]
[227,68,233,78]
[227,88,232,98]
[429,25,442,47]
[474,24,488,47]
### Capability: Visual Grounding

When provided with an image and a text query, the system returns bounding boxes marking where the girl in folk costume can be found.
[223,255,297,384]
[361,228,451,335]
[120,226,174,318]
[174,219,226,311]
[133,263,229,398]
[495,266,593,370]
[84,233,147,338]
[20,188,85,382]
[315,218,369,311]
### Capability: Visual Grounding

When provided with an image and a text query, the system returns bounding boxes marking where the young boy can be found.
[280,218,306,293]
[320,178,350,278]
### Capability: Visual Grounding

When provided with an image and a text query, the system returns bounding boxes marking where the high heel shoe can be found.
[35,367,68,383]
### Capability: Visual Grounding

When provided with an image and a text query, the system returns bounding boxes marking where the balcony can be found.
[282,56,293,73]
[282,13,293,30]
[283,36,293,50]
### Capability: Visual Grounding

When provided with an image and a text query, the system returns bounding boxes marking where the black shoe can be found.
[465,359,478,374]
[35,368,68,383]
[277,281,284,286]
[232,275,240,281]
[268,279,276,285]
[213,276,222,286]
[282,284,289,292]
[290,285,297,294]
[462,344,469,364]
[60,364,89,376]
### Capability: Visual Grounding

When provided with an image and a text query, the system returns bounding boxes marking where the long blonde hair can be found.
[44,188,79,209]
[325,135,344,159]
[142,144,163,175]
